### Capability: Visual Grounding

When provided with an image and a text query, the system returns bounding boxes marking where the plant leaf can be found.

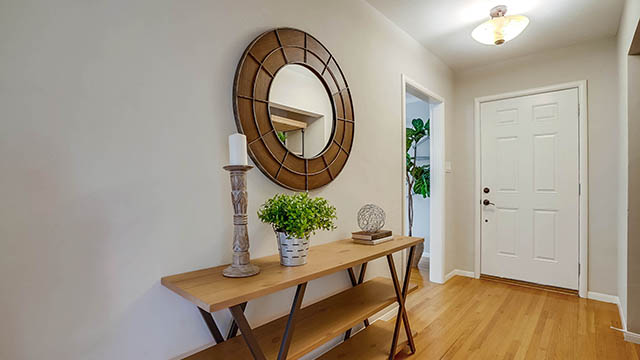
[406,118,431,198]
[412,118,424,131]
[257,192,337,239]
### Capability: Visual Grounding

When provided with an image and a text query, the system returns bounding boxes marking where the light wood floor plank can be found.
[393,268,640,359]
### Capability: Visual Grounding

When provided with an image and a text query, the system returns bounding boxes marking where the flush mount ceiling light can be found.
[471,5,529,46]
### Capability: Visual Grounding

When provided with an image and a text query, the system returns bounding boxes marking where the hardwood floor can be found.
[393,268,640,359]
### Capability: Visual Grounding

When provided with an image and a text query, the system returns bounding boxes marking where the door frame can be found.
[401,74,446,284]
[473,81,588,297]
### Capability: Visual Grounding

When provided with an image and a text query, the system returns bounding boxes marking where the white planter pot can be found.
[276,231,310,266]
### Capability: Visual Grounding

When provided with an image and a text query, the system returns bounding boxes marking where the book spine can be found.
[352,233,392,240]
[352,236,394,245]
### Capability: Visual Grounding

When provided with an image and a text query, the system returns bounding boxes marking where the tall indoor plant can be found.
[406,118,430,266]
[258,192,337,266]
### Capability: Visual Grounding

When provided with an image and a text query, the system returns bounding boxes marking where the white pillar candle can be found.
[228,133,248,165]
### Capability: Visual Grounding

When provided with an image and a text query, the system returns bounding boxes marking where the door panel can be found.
[495,208,518,256]
[480,88,579,290]
[533,134,557,192]
[533,209,557,261]
[496,137,519,191]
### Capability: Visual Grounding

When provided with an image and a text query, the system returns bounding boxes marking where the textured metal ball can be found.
[357,204,386,232]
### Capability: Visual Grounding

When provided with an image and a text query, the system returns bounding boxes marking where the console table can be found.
[161,236,423,359]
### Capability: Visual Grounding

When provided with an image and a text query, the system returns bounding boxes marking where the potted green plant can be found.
[258,192,337,266]
[406,118,430,267]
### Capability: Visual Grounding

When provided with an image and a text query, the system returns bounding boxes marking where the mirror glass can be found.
[268,64,334,158]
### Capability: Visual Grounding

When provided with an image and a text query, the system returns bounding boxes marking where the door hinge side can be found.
[578,263,581,277]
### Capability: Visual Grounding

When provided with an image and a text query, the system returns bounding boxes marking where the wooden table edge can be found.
[160,277,212,311]
[162,236,424,312]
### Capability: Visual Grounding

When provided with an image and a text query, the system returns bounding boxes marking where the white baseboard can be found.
[586,292,631,333]
[587,291,619,304]
[444,269,476,283]
[587,292,626,329]
[619,301,628,333]
[624,331,640,344]
[586,292,639,344]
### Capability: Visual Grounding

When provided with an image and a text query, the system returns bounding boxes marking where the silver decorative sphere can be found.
[357,204,386,232]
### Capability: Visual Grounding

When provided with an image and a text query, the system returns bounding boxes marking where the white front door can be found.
[480,88,579,290]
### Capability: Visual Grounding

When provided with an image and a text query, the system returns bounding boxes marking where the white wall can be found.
[405,98,430,255]
[452,38,620,295]
[617,0,640,333]
[0,0,454,359]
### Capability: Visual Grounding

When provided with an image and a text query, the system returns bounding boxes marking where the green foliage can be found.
[411,163,430,197]
[406,118,430,198]
[406,118,429,152]
[277,131,287,143]
[257,192,337,239]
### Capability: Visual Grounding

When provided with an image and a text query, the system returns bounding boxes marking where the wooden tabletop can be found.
[161,236,423,312]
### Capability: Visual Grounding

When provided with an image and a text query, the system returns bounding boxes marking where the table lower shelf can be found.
[185,277,417,359]
[318,319,414,360]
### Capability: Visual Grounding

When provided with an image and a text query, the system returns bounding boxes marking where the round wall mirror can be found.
[269,64,334,158]
[233,28,355,191]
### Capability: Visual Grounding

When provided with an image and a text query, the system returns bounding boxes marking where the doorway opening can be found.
[401,75,445,284]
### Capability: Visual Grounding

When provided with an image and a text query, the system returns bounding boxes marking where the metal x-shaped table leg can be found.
[386,245,417,359]
[226,282,307,360]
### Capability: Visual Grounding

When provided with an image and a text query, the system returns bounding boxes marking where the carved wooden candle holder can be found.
[222,165,260,278]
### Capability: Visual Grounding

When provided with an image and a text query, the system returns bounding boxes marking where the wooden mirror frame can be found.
[233,28,355,191]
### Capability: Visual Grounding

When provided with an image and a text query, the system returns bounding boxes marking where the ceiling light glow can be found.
[471,5,529,46]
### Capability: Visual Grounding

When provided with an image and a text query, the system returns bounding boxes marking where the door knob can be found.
[483,199,495,206]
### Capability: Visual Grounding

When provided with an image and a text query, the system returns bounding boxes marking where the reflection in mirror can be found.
[268,64,333,158]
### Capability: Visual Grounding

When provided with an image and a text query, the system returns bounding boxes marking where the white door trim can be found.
[474,81,588,297]
[401,74,446,284]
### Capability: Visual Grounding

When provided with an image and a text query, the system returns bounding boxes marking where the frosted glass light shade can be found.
[472,15,529,45]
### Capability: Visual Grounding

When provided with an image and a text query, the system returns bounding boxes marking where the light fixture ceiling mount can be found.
[472,5,529,46]
[489,4,508,19]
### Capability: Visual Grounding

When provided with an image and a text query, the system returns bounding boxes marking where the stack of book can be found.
[352,230,393,245]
